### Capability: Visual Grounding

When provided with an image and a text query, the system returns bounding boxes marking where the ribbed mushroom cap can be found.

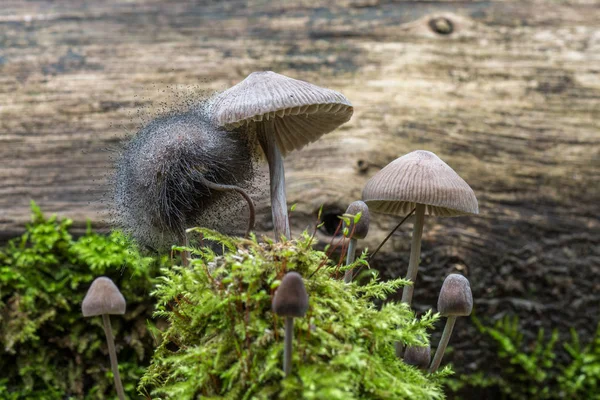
[272,272,309,318]
[437,274,473,317]
[344,200,370,240]
[210,71,353,156]
[82,277,126,317]
[404,344,431,370]
[362,150,478,217]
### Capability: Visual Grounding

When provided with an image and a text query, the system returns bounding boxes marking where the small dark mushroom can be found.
[429,274,473,373]
[272,271,309,376]
[404,343,431,370]
[82,277,127,400]
[343,200,370,283]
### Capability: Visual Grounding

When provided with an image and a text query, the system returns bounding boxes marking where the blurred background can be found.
[1,0,599,398]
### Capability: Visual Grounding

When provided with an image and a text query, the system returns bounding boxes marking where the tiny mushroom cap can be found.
[210,71,353,156]
[344,200,370,240]
[437,274,473,317]
[82,277,126,317]
[404,344,431,370]
[362,150,478,217]
[272,272,309,318]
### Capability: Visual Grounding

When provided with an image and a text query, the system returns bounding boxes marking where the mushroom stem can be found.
[284,316,294,376]
[258,121,290,241]
[400,203,426,305]
[343,238,357,283]
[102,314,125,400]
[197,175,256,237]
[429,316,457,373]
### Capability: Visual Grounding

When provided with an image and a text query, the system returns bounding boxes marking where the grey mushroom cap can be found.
[437,274,473,317]
[404,344,431,370]
[344,200,370,240]
[210,71,353,156]
[362,150,478,217]
[82,277,126,317]
[272,271,309,318]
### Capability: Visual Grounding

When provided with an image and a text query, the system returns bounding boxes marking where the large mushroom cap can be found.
[210,71,353,156]
[362,150,478,217]
[437,274,473,317]
[272,271,309,318]
[82,277,126,317]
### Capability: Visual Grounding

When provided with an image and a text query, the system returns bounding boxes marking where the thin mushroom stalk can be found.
[258,121,290,241]
[429,316,456,373]
[102,314,126,400]
[342,201,369,284]
[400,203,426,305]
[283,316,294,376]
[197,175,256,237]
[395,204,425,357]
[343,237,357,283]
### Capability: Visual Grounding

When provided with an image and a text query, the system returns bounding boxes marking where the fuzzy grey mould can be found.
[113,109,254,251]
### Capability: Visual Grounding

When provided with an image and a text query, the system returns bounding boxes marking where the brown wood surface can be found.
[1,0,599,380]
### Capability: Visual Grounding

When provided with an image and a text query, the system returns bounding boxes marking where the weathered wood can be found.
[1,0,599,386]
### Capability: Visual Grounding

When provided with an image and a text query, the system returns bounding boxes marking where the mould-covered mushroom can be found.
[362,150,478,305]
[210,71,353,241]
[113,110,256,259]
[272,271,309,376]
[82,277,127,400]
[429,274,473,373]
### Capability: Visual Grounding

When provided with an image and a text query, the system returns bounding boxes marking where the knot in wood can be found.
[429,17,454,35]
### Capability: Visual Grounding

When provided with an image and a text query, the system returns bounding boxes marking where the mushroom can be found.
[113,110,256,257]
[429,273,473,373]
[272,271,309,376]
[342,200,370,283]
[82,277,127,400]
[403,343,431,370]
[362,150,478,306]
[210,71,353,241]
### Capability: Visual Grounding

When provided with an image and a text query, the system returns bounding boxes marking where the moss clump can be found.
[446,315,600,400]
[0,203,168,399]
[140,228,447,399]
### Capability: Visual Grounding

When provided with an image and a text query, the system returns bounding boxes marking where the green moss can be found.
[0,206,448,399]
[0,202,168,399]
[446,315,600,400]
[140,228,448,399]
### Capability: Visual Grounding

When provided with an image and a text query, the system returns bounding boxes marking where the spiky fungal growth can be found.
[140,229,447,399]
[113,109,255,252]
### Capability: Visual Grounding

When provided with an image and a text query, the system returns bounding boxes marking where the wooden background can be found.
[1,0,599,387]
